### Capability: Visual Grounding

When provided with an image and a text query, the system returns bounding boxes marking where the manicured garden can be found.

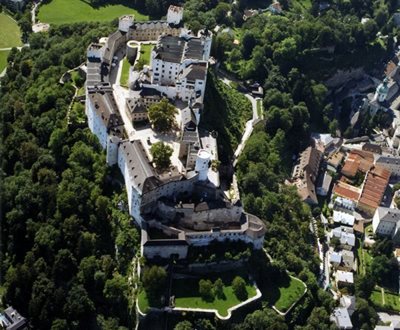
[38,0,149,24]
[0,13,21,48]
[371,288,400,312]
[0,50,10,72]
[261,275,306,313]
[172,277,257,317]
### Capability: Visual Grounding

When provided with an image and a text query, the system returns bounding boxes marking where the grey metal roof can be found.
[180,63,207,82]
[88,89,124,138]
[376,207,400,223]
[154,35,185,63]
[119,140,155,194]
[377,155,400,166]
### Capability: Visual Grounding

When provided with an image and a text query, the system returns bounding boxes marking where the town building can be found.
[358,166,391,216]
[372,207,400,242]
[376,155,400,177]
[291,146,322,205]
[0,306,28,330]
[341,150,374,179]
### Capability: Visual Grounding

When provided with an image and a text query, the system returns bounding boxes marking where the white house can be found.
[376,156,400,177]
[372,207,400,242]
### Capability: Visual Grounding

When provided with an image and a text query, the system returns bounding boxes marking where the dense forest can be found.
[0,23,139,329]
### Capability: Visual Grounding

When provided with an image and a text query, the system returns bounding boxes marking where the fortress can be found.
[84,6,266,260]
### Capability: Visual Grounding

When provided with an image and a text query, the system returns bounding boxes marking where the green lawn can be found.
[262,275,306,313]
[137,290,150,314]
[0,13,22,48]
[357,238,373,276]
[0,50,10,72]
[371,289,400,312]
[120,57,130,87]
[172,277,257,317]
[38,0,149,24]
[139,44,153,66]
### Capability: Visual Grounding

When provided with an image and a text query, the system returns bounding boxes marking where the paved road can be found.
[378,312,400,324]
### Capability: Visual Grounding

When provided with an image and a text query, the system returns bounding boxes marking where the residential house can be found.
[331,307,353,329]
[243,9,258,21]
[336,270,354,286]
[340,250,355,272]
[330,252,342,268]
[332,226,356,250]
[340,295,356,316]
[0,306,28,330]
[333,197,356,227]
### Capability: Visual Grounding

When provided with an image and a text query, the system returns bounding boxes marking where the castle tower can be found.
[119,15,134,33]
[195,149,211,181]
[374,77,389,103]
[167,5,183,25]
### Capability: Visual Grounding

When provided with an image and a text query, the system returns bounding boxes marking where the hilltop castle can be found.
[84,5,265,260]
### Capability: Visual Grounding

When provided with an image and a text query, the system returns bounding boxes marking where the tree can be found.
[142,265,167,300]
[199,279,214,301]
[213,278,224,299]
[232,276,248,301]
[148,98,177,132]
[175,321,193,330]
[150,142,173,170]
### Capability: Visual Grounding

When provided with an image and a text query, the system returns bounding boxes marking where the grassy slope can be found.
[202,72,252,163]
[262,276,306,312]
[173,278,257,317]
[0,14,22,48]
[38,0,149,24]
[0,50,10,72]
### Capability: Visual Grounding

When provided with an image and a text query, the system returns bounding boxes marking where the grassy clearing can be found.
[0,50,10,72]
[38,0,149,24]
[139,44,153,66]
[371,289,400,312]
[173,278,256,317]
[262,276,306,313]
[120,57,130,87]
[0,13,22,48]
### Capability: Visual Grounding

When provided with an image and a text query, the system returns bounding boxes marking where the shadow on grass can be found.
[259,273,291,306]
